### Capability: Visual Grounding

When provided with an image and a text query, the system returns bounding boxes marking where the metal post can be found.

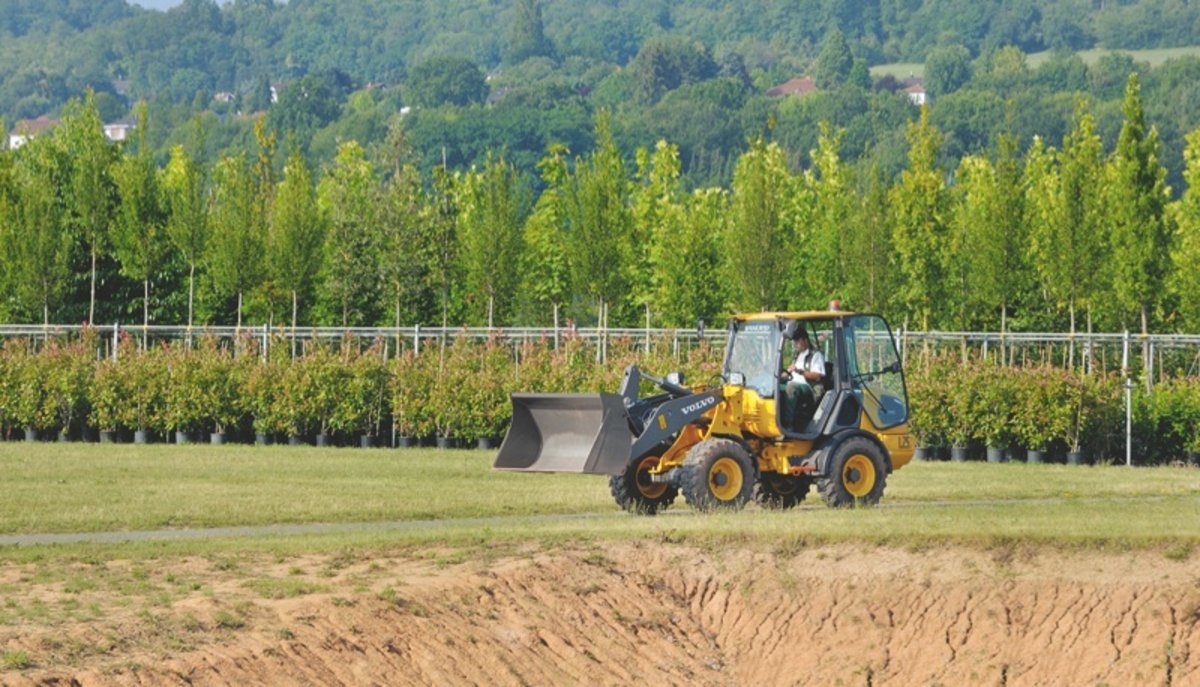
[414,324,420,356]
[1123,330,1132,467]
[112,322,119,362]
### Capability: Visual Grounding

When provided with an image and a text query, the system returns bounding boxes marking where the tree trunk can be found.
[1068,301,1076,370]
[89,247,97,325]
[1142,302,1150,392]
[488,295,494,329]
[143,278,150,350]
[236,290,243,334]
[187,262,196,350]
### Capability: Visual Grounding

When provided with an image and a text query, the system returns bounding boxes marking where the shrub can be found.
[162,342,208,433]
[334,339,389,438]
[391,344,436,439]
[10,341,53,431]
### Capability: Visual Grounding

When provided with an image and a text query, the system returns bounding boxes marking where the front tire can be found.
[681,439,756,511]
[818,437,888,508]
[609,455,678,515]
[753,473,812,509]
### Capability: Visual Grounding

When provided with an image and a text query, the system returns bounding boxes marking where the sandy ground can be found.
[1,542,1199,686]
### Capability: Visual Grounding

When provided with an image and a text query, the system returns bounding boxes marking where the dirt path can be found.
[0,494,1171,547]
[2,543,1198,686]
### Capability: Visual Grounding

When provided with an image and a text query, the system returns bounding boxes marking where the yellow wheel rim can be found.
[635,456,668,500]
[842,454,876,498]
[708,457,744,501]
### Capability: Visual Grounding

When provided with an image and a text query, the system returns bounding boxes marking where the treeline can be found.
[2,74,1199,336]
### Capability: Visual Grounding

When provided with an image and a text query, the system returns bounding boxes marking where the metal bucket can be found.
[493,393,634,475]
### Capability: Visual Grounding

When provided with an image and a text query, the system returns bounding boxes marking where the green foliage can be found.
[814,28,854,90]
[925,45,972,98]
[627,35,717,103]
[504,0,554,66]
[406,56,487,108]
[726,138,794,311]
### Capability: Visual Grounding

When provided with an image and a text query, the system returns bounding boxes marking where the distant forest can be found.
[5,0,1200,189]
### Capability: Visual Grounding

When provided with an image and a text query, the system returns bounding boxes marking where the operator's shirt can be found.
[790,348,826,385]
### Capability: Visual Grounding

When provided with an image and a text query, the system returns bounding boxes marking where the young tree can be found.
[564,112,631,326]
[633,140,682,326]
[59,91,115,324]
[654,187,728,327]
[726,138,795,312]
[458,155,529,326]
[1171,128,1200,332]
[519,144,571,325]
[805,123,855,306]
[422,164,460,329]
[317,141,381,327]
[6,141,71,326]
[208,153,265,329]
[1107,73,1172,343]
[111,104,167,340]
[268,150,323,335]
[890,108,950,331]
[163,143,209,331]
[842,159,895,314]
[961,134,1027,336]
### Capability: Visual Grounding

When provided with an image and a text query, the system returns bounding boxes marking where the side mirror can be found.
[728,372,745,386]
[665,371,685,386]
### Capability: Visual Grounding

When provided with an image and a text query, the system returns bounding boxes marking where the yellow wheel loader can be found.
[494,312,914,513]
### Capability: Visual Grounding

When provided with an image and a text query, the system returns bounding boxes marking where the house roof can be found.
[767,76,816,97]
[13,116,61,136]
[904,83,926,94]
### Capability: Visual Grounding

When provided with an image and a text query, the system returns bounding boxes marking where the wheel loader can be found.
[494,311,914,513]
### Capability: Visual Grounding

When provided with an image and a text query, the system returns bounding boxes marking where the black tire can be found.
[681,438,756,511]
[609,454,678,515]
[818,437,888,508]
[753,473,812,510]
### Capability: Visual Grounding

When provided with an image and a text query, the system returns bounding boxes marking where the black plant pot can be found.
[360,435,375,448]
[176,431,194,445]
[1066,451,1088,466]
[288,434,305,446]
[1026,449,1046,464]
[476,437,494,450]
[99,430,118,444]
[255,432,271,446]
[315,433,331,447]
[211,432,228,445]
[57,430,71,443]
[397,436,416,448]
[950,446,970,462]
[435,436,453,449]
[134,430,151,445]
[23,427,37,442]
[986,446,1007,463]
[913,446,935,461]
[1188,450,1200,467]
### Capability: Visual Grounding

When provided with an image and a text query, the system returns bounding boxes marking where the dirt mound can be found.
[5,544,1200,686]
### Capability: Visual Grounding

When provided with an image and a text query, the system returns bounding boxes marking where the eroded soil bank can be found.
[2,542,1199,686]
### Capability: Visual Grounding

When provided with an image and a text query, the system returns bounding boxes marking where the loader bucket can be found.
[493,393,634,475]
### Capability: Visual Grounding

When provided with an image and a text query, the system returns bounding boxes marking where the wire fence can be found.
[3,323,1199,381]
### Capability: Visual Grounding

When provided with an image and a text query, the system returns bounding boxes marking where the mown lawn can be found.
[870,45,1200,79]
[0,443,1197,561]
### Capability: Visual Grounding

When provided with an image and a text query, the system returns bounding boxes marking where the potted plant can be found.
[163,342,207,444]
[12,343,51,441]
[243,352,282,445]
[341,341,388,448]
[975,365,1016,463]
[193,338,242,445]
[391,345,436,447]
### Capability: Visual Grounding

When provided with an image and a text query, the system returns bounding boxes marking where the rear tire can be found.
[681,439,755,511]
[753,473,812,510]
[818,437,888,508]
[609,455,678,516]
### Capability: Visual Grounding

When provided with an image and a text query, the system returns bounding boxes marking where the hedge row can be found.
[907,355,1200,464]
[0,331,721,445]
[1,335,1196,462]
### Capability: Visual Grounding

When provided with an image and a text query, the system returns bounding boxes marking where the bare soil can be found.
[2,542,1199,686]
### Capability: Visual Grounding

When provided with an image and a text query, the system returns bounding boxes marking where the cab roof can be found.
[733,310,856,322]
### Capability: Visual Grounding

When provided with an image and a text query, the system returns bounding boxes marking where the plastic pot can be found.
[211,432,227,445]
[99,430,117,444]
[913,446,935,461]
[315,433,331,447]
[950,446,970,462]
[255,433,271,446]
[23,427,37,442]
[397,436,416,448]
[476,437,494,450]
[134,430,151,445]
[175,431,194,445]
[435,436,453,449]
[57,430,71,443]
[986,447,1006,463]
[288,434,305,446]
[360,434,375,448]
[1066,451,1088,466]
[1026,449,1046,464]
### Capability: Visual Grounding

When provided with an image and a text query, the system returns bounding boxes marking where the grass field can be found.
[870,45,1200,80]
[0,443,1198,562]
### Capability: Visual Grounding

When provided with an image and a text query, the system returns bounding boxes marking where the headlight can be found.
[728,372,745,386]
